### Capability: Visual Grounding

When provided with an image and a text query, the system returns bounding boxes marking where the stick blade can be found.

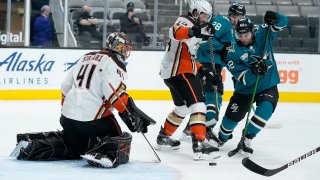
[242,157,271,176]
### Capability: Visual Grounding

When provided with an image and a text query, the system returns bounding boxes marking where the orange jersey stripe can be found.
[182,73,198,103]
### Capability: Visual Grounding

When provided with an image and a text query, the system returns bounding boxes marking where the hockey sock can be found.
[219,116,238,141]
[189,113,206,141]
[246,101,273,137]
[205,91,222,128]
[163,111,184,136]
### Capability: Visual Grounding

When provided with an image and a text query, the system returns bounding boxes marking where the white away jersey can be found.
[61,50,128,121]
[160,15,202,79]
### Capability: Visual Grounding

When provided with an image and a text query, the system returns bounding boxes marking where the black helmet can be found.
[228,2,246,16]
[235,17,253,34]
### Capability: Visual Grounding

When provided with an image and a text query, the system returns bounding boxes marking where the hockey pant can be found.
[218,86,279,142]
[163,73,206,140]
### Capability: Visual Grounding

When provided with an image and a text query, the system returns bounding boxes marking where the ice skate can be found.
[238,137,253,155]
[192,138,220,161]
[155,127,180,150]
[180,124,191,141]
[81,152,115,168]
[230,136,253,157]
[9,140,29,158]
[205,127,232,148]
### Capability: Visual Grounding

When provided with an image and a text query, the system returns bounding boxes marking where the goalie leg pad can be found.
[12,131,75,160]
[85,132,132,168]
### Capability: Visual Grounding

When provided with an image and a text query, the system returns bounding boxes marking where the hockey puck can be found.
[209,162,217,166]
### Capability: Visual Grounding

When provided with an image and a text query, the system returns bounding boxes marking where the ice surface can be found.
[1,100,320,180]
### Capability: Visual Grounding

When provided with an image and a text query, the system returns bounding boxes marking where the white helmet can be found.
[189,0,212,21]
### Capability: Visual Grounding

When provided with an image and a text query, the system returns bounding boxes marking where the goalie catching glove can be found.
[119,97,156,133]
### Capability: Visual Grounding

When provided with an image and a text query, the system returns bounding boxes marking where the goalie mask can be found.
[106,32,132,60]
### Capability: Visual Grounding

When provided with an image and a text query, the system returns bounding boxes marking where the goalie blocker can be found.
[10,131,132,168]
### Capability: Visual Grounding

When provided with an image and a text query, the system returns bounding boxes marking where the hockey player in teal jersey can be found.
[211,12,288,154]
[180,2,246,140]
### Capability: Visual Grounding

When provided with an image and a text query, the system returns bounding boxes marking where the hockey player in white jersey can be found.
[155,0,221,161]
[10,32,155,168]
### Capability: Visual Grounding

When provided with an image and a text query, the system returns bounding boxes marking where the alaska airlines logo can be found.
[0,52,54,74]
[64,59,79,71]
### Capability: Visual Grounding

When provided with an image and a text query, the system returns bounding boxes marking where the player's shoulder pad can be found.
[99,51,127,72]
[177,15,196,26]
[85,51,98,56]
[212,15,232,31]
[214,16,231,25]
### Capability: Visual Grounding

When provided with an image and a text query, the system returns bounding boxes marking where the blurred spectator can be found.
[120,2,150,46]
[76,4,102,47]
[32,5,53,47]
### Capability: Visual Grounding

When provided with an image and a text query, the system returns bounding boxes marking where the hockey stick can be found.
[208,36,220,123]
[107,82,161,163]
[242,146,320,176]
[228,25,271,157]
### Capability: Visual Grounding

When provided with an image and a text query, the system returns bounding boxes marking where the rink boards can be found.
[0,48,319,102]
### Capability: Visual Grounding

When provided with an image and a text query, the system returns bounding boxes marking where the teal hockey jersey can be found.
[225,13,288,94]
[196,15,236,66]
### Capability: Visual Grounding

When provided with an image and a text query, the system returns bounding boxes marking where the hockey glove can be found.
[118,97,155,133]
[118,110,138,132]
[249,55,269,76]
[189,22,215,40]
[220,42,232,63]
[264,11,278,25]
[199,66,222,86]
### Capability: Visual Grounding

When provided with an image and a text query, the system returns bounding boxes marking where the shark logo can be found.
[240,53,248,62]
[64,59,79,71]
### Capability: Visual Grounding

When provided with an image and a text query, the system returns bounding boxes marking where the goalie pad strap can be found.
[87,132,132,167]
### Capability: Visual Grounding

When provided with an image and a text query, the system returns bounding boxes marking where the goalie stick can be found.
[242,146,320,176]
[107,82,161,163]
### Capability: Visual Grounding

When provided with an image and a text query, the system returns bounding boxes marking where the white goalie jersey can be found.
[61,50,128,122]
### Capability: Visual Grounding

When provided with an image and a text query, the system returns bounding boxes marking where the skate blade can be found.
[204,139,219,148]
[179,134,192,142]
[9,141,28,158]
[154,144,180,151]
[232,150,251,158]
[193,152,221,161]
[81,154,114,168]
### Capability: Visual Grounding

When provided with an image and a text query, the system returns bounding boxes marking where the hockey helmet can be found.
[228,2,246,16]
[235,17,253,34]
[189,0,212,21]
[106,32,132,60]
